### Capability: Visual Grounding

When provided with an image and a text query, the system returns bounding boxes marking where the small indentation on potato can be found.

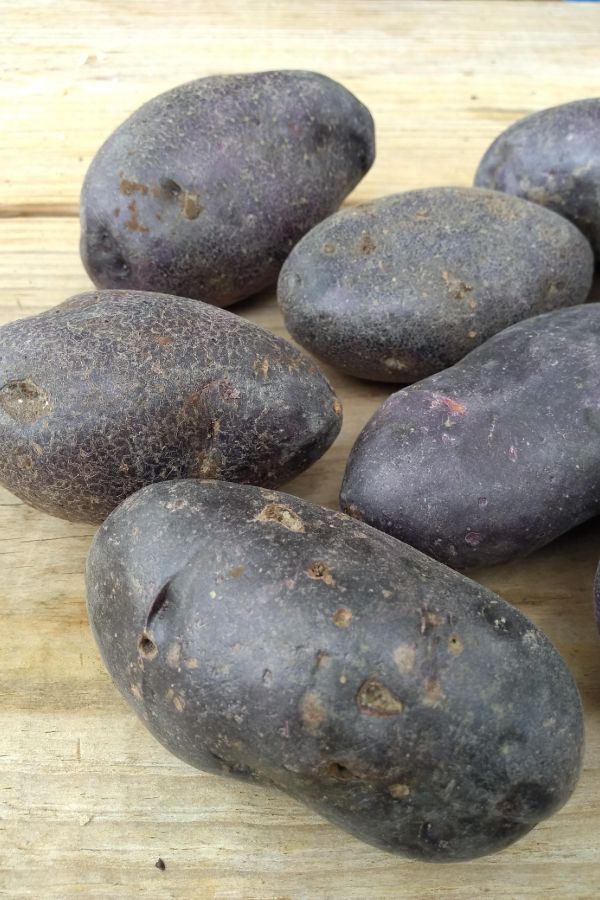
[306,561,335,585]
[356,678,404,716]
[138,633,158,660]
[324,761,359,781]
[256,503,305,532]
[448,634,464,656]
[388,783,411,799]
[0,378,52,424]
[180,191,203,220]
[262,668,272,685]
[322,242,337,255]
[332,607,353,628]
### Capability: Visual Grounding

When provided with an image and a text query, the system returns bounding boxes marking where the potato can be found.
[0,290,341,523]
[278,187,593,382]
[80,70,375,307]
[475,99,600,262]
[341,304,600,568]
[86,479,583,861]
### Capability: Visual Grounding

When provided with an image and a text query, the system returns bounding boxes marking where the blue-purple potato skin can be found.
[278,187,593,382]
[341,304,600,569]
[80,71,375,307]
[85,480,583,862]
[0,290,341,523]
[475,99,600,263]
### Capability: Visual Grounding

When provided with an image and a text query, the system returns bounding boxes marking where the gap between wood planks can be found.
[0,203,78,218]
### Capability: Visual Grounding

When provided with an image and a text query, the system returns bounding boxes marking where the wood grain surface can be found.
[1,2,600,897]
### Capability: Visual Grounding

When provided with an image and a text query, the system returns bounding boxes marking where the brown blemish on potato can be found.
[420,609,443,635]
[183,657,199,669]
[138,633,158,660]
[315,650,331,669]
[344,504,363,522]
[324,761,362,781]
[448,634,464,656]
[301,691,326,734]
[394,643,416,674]
[0,378,52,424]
[332,398,343,416]
[154,335,173,346]
[254,357,269,379]
[359,233,376,255]
[306,561,335,586]
[191,450,223,479]
[16,454,33,469]
[180,191,202,219]
[173,693,186,712]
[256,503,305,532]
[125,199,149,233]
[441,270,474,301]
[332,607,353,628]
[322,242,336,255]
[119,175,149,196]
[166,642,181,668]
[388,783,411,799]
[431,393,466,415]
[357,678,404,716]
[229,565,245,578]
[422,677,445,708]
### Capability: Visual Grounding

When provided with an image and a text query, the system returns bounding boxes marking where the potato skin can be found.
[278,187,593,382]
[474,99,600,262]
[80,70,375,307]
[341,304,600,569]
[0,290,341,523]
[86,479,583,862]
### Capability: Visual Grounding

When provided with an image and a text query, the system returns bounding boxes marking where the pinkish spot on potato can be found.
[465,531,482,546]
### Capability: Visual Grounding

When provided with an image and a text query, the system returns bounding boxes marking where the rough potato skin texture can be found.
[341,304,600,568]
[86,480,583,862]
[0,290,341,523]
[278,187,593,382]
[474,99,600,262]
[80,70,375,307]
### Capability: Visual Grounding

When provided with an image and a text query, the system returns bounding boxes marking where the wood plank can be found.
[1,2,600,897]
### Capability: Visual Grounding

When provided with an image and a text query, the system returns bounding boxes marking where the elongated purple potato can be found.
[475,99,600,262]
[0,290,341,523]
[81,70,375,306]
[341,304,600,569]
[86,480,583,862]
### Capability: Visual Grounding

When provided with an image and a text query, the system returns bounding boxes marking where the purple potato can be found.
[86,479,583,862]
[475,99,600,263]
[278,187,593,382]
[81,71,375,307]
[341,304,600,568]
[0,290,341,523]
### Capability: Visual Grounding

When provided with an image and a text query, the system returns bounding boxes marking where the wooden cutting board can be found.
[0,2,599,897]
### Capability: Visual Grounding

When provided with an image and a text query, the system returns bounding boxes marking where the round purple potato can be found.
[341,304,600,569]
[86,480,583,862]
[80,70,375,307]
[0,290,341,523]
[278,187,593,382]
[475,99,600,262]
